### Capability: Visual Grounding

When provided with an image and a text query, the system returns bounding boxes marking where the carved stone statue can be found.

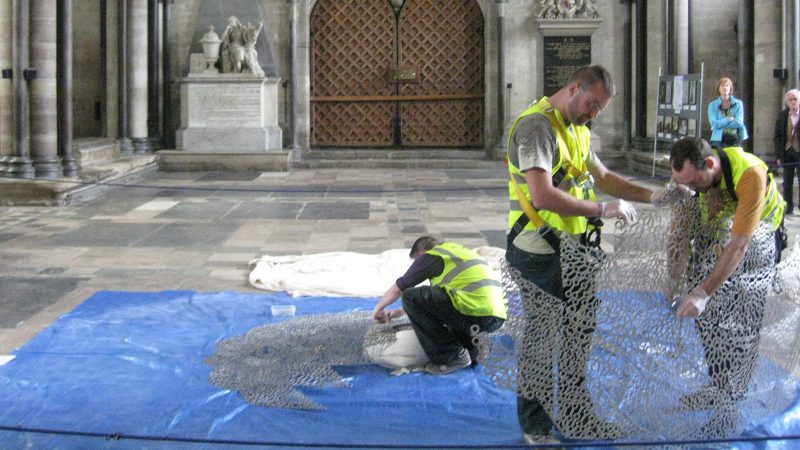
[538,0,558,19]
[538,0,599,19]
[220,16,265,77]
[575,0,599,18]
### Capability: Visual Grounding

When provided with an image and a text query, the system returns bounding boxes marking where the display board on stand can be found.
[651,64,704,176]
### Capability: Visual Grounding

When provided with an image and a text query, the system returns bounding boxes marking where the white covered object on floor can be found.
[248,246,505,298]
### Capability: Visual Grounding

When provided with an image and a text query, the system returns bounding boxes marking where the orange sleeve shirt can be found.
[731,167,767,236]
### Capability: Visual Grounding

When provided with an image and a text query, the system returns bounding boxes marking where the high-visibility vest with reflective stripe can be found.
[426,243,507,319]
[702,146,785,232]
[507,97,595,235]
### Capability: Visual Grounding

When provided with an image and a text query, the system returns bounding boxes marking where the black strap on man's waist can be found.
[507,213,561,252]
[507,168,566,253]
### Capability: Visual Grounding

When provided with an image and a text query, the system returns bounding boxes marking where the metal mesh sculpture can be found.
[480,201,800,441]
[206,311,377,410]
[207,199,800,443]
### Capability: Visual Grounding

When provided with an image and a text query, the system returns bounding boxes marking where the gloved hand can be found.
[651,181,695,207]
[601,199,638,224]
[387,309,405,321]
[676,286,710,318]
[373,308,404,323]
[373,308,389,323]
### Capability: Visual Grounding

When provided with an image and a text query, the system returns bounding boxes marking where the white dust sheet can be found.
[249,246,506,297]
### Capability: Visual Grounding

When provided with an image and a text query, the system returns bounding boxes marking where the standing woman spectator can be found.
[707,77,748,148]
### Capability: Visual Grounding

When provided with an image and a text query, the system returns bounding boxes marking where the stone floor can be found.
[0,165,798,357]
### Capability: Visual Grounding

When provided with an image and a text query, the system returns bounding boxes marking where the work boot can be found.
[523,431,562,447]
[423,348,471,375]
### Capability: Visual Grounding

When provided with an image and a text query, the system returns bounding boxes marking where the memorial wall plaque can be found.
[543,36,591,96]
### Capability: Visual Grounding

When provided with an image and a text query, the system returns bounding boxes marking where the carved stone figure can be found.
[539,0,599,19]
[220,16,265,77]
[538,0,559,19]
[575,0,599,18]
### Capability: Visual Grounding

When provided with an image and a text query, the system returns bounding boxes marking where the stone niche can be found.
[176,74,282,153]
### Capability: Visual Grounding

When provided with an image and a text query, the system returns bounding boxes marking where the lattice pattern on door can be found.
[399,0,484,147]
[310,0,396,147]
[310,0,484,148]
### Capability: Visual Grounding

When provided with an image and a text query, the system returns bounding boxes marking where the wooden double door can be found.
[310,0,484,148]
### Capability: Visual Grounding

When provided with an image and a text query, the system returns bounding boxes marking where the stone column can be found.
[621,0,632,149]
[9,0,34,178]
[665,0,675,74]
[636,0,648,138]
[162,0,173,149]
[29,0,63,177]
[792,0,800,89]
[291,0,310,161]
[738,0,754,153]
[58,0,79,176]
[675,0,689,74]
[147,0,161,149]
[0,0,12,164]
[118,0,132,153]
[128,0,151,153]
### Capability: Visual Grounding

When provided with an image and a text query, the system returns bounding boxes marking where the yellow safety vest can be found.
[702,146,785,233]
[426,243,507,319]
[507,97,596,235]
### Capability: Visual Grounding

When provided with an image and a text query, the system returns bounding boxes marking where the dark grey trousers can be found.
[402,285,503,365]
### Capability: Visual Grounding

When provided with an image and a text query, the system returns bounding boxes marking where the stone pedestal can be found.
[176,74,282,152]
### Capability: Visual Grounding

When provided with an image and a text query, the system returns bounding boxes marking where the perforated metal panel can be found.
[310,0,485,148]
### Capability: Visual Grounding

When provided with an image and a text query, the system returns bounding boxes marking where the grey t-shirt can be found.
[508,113,595,254]
[509,114,559,173]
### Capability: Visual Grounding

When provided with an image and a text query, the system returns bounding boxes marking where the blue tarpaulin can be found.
[0,290,520,449]
[1,290,800,449]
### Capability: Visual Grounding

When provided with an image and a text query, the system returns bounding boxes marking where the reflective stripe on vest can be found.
[703,147,785,231]
[426,242,507,319]
[506,97,596,235]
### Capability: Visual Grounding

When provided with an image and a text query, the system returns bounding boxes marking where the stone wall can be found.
[646,0,667,143]
[753,1,785,161]
[502,1,628,151]
[73,0,104,138]
[690,0,740,142]
[0,1,792,161]
[105,1,118,139]
[588,1,627,150]
[502,1,540,130]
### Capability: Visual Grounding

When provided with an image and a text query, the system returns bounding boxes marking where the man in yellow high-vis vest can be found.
[506,65,675,444]
[373,236,507,375]
[669,137,786,436]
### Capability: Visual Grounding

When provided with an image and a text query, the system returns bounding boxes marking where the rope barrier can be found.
[4,161,800,197]
[1,175,512,195]
[1,424,799,448]
[2,157,800,197]
[0,173,677,196]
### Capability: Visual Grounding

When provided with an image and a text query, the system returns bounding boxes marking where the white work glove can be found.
[600,199,638,224]
[650,181,696,208]
[676,286,710,319]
